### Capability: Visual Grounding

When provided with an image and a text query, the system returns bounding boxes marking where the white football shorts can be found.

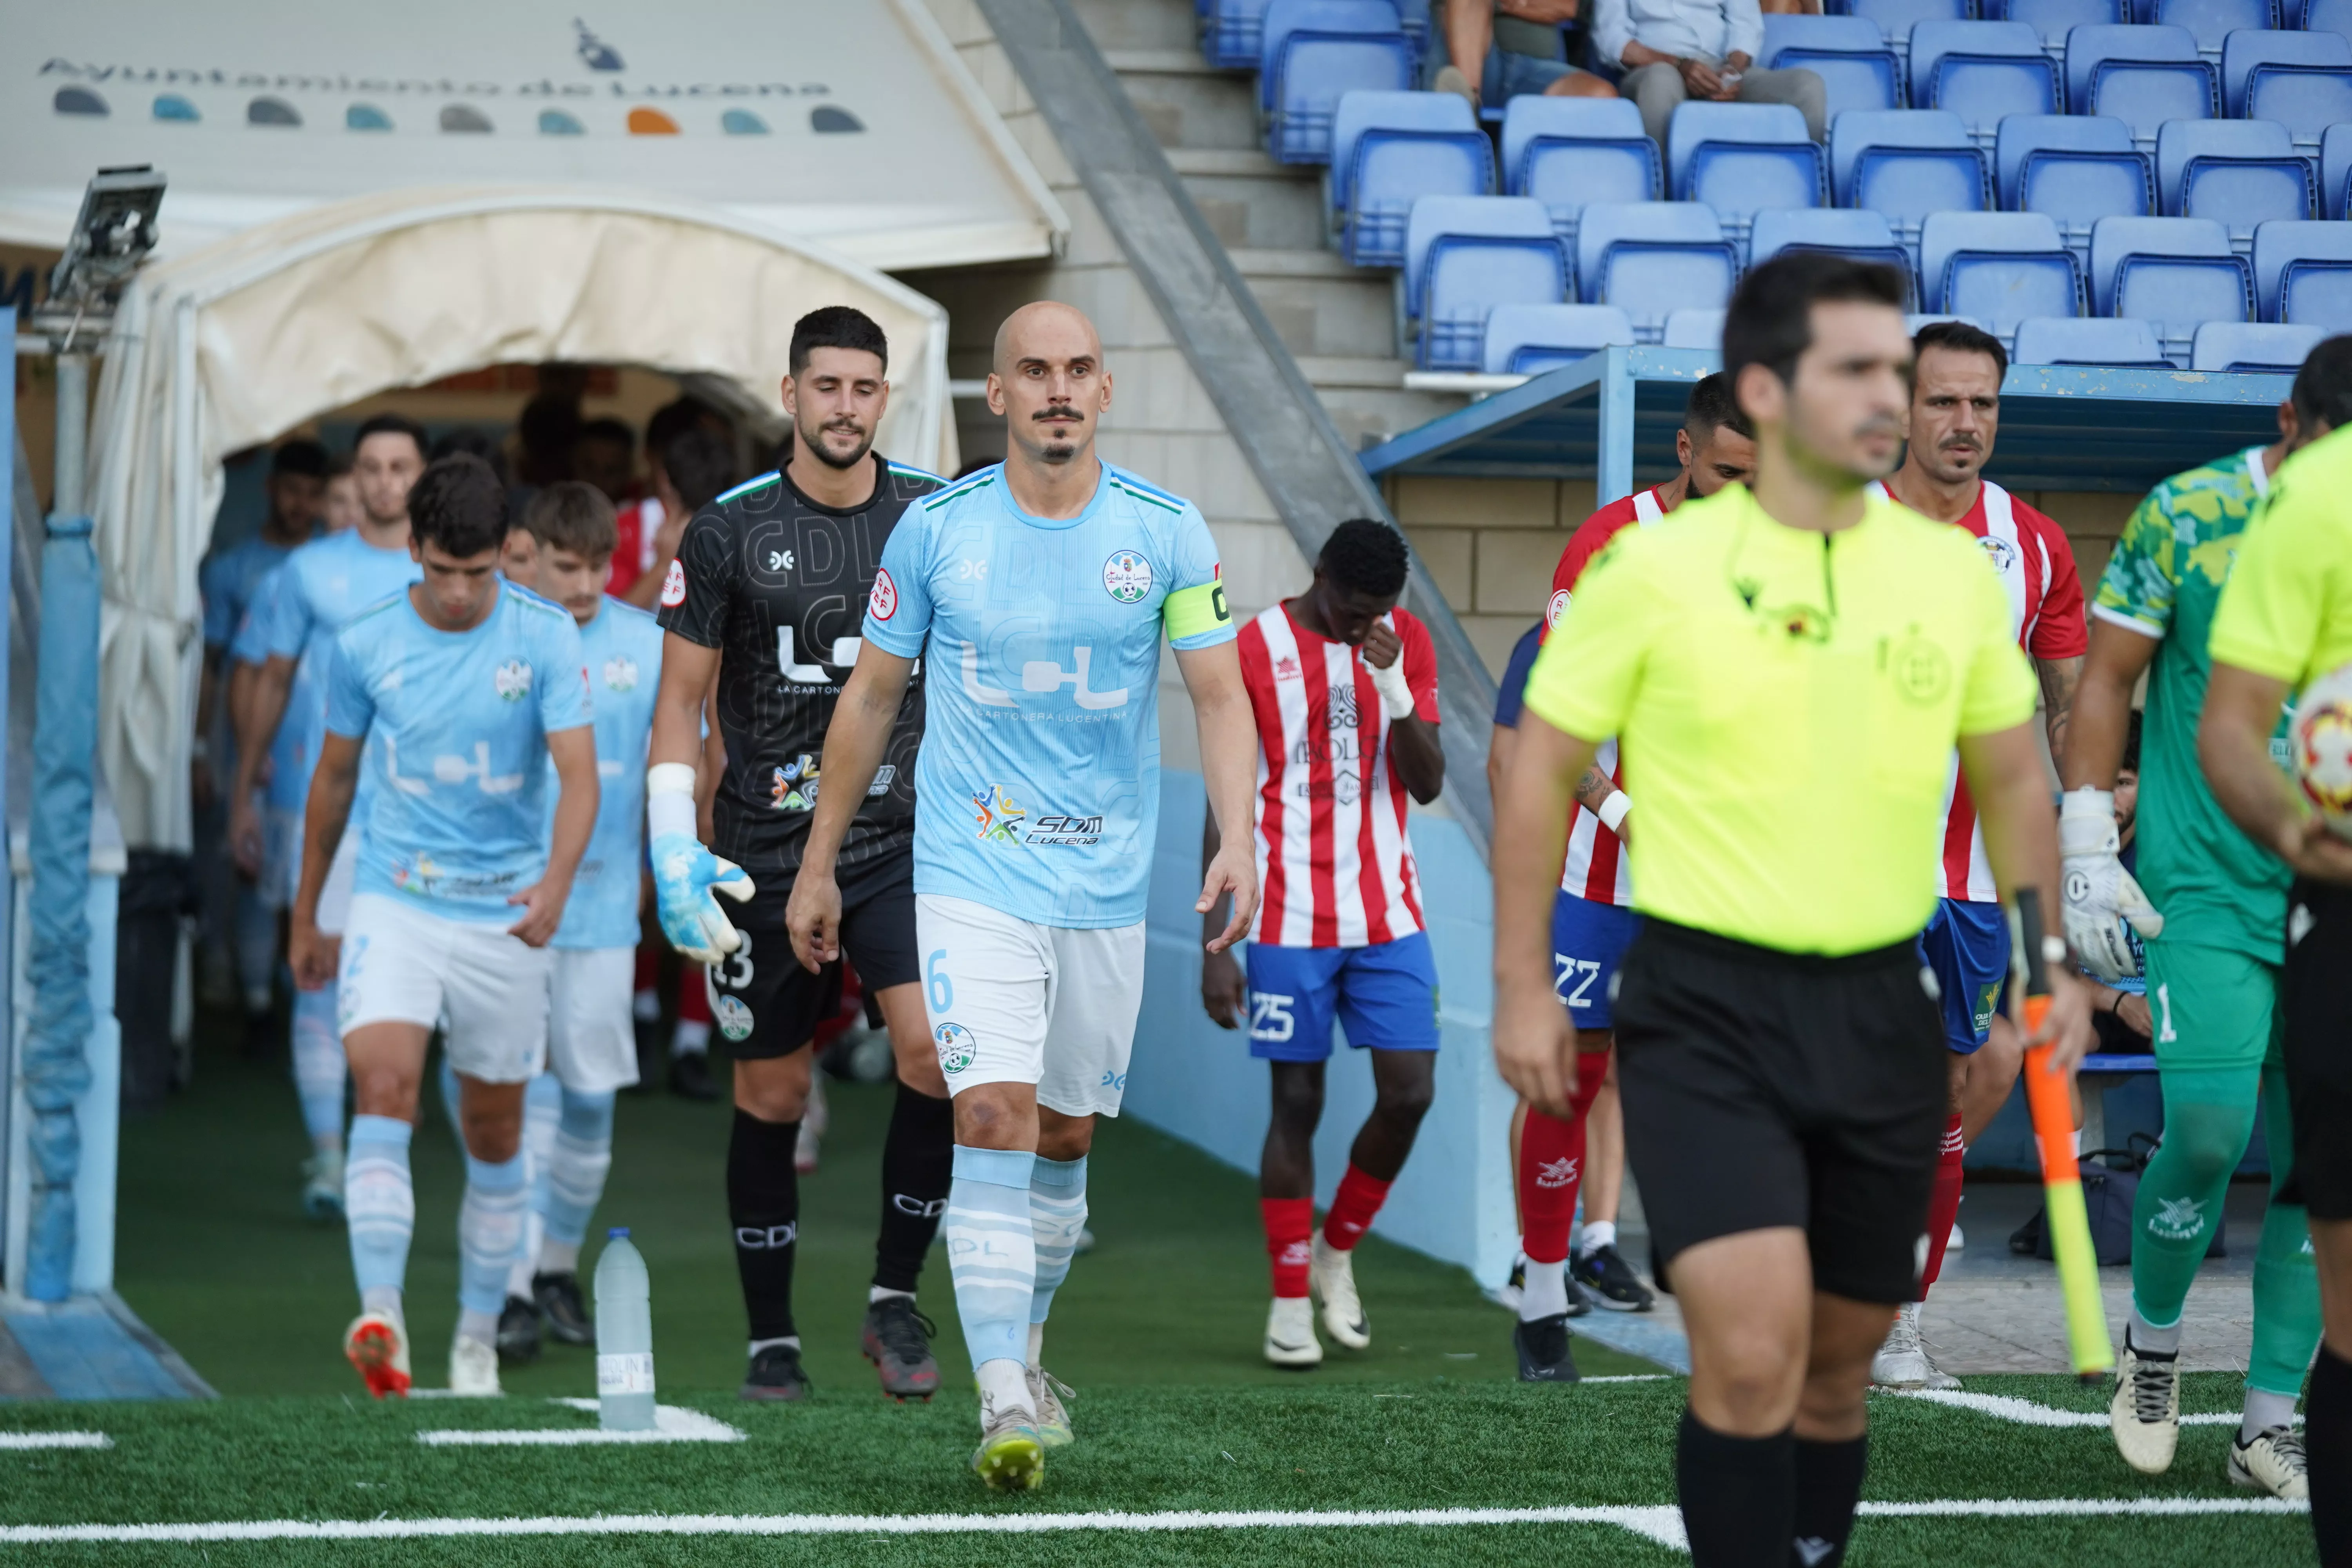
[338,893,552,1083]
[914,893,1146,1118]
[548,945,641,1095]
[310,823,360,936]
[257,799,295,913]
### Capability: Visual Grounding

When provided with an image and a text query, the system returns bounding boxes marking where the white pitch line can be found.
[417,1404,743,1446]
[0,1434,110,1451]
[1891,1389,2293,1428]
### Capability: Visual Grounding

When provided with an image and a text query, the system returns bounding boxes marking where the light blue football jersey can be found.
[324,583,592,923]
[230,567,317,815]
[551,597,664,950]
[202,533,303,650]
[265,529,424,817]
[862,461,1234,928]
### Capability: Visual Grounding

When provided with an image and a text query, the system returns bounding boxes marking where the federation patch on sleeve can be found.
[660,558,686,608]
[869,566,898,621]
[1547,589,1570,628]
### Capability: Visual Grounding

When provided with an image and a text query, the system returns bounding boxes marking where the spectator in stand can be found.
[1416,0,1620,107]
[2087,710,2156,1052]
[1593,0,1828,145]
[612,397,730,604]
[575,417,639,506]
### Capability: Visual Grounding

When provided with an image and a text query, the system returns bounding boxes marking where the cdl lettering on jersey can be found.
[382,736,524,795]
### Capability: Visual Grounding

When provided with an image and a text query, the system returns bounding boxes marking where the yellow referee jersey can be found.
[2210,423,2352,689]
[1523,485,2038,956]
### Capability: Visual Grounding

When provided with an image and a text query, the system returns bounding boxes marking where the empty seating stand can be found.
[2069,24,2220,143]
[1762,15,1907,115]
[2327,122,2352,214]
[2254,217,2352,325]
[1668,103,1828,245]
[1840,0,1972,71]
[2000,114,2158,264]
[2014,314,2176,361]
[1482,303,1636,373]
[1664,307,1730,347]
[1751,207,1915,276]
[1503,98,1662,251]
[1833,110,1992,259]
[2092,214,2254,361]
[1331,92,1494,267]
[2226,29,2352,148]
[1912,21,2063,142]
[1404,196,1569,370]
[2157,119,2314,249]
[1921,211,2086,338]
[2156,0,2279,64]
[1994,0,2128,64]
[2192,318,2330,365]
[1259,0,1416,164]
[1575,201,1742,341]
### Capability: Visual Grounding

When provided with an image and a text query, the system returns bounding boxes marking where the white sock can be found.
[632,988,660,1024]
[976,1356,1034,1419]
[542,1239,581,1275]
[870,1285,915,1305]
[2243,1388,2298,1441]
[1028,1321,1045,1366]
[2127,1307,2182,1356]
[506,1208,544,1301]
[674,1019,710,1055]
[748,1335,802,1356]
[1580,1219,1617,1256]
[1520,1258,1569,1321]
[456,1308,499,1346]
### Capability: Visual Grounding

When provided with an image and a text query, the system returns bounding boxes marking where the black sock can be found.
[728,1109,801,1343]
[875,1079,955,1294]
[1790,1434,1868,1568]
[1676,1409,1795,1568]
[2312,1344,2352,1566]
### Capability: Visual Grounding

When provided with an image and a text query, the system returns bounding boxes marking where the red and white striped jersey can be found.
[1238,603,1440,947]
[1871,478,2087,901]
[1543,487,1669,907]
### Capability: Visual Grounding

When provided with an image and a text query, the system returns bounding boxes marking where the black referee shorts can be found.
[2282,878,2352,1221]
[1612,918,1949,1305]
[706,857,919,1062]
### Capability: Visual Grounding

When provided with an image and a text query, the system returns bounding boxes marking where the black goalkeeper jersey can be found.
[657,453,943,879]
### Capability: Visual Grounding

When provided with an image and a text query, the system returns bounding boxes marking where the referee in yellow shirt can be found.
[2198,429,2352,1564]
[1493,253,2094,1568]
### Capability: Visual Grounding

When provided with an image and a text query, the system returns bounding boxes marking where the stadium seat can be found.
[1999,116,2156,268]
[2244,64,2352,153]
[1662,307,1730,347]
[2155,120,2313,250]
[1845,0,1973,69]
[2222,27,2352,115]
[1991,0,2127,62]
[1502,97,1663,249]
[1205,0,1276,68]
[1575,201,1742,342]
[2306,0,2352,35]
[1832,110,1991,258]
[2154,0,2279,63]
[1761,15,1906,116]
[1920,212,2085,338]
[2091,214,2252,362]
[1331,92,1495,267]
[2254,217,2352,325]
[1481,303,1636,373]
[1260,0,1416,164]
[2067,24,2218,143]
[2013,314,2174,364]
[1749,208,1915,287]
[1911,22,2062,141]
[2325,123,2352,218]
[1667,103,1827,243]
[1907,312,1994,331]
[1405,196,1568,369]
[2190,318,2329,367]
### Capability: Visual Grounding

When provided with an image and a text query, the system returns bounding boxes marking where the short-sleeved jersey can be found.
[552,598,665,950]
[1494,621,1544,727]
[1238,604,1438,948]
[324,584,592,923]
[1871,478,2087,902]
[1545,486,1670,907]
[232,568,314,814]
[862,461,1235,929]
[2093,446,2289,960]
[659,456,944,880]
[2213,426,2352,690]
[201,534,303,650]
[265,529,424,817]
[1525,486,2039,956]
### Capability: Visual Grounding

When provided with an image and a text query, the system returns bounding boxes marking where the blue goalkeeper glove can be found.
[646,764,755,963]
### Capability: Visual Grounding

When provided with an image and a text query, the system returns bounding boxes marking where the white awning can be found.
[3,0,1066,271]
[86,185,960,851]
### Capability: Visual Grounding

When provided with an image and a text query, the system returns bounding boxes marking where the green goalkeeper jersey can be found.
[2091,446,2292,963]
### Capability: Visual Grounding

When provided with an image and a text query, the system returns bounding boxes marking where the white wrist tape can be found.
[1597,791,1632,833]
[647,762,698,842]
[1367,655,1417,720]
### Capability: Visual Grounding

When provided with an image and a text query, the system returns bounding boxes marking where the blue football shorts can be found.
[1916,897,2011,1055]
[1552,890,1640,1032]
[1243,932,1441,1062]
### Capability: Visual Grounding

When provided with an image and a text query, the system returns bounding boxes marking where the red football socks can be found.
[1322,1164,1393,1252]
[1917,1112,1967,1298]
[1262,1197,1313,1298]
[1516,1051,1612,1265]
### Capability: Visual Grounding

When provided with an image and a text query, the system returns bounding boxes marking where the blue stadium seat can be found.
[1206,0,1276,68]
[2191,318,2330,367]
[1999,115,2156,268]
[1575,201,1742,342]
[2155,119,2313,250]
[1405,196,1568,369]
[1832,110,1991,258]
[2325,122,2352,218]
[1663,308,1730,347]
[2306,0,2352,35]
[1762,15,1906,115]
[1481,303,1636,373]
[1331,92,1495,267]
[2244,64,2352,153]
[2068,24,2218,143]
[1502,97,1663,249]
[1261,0,1416,164]
[2154,0,2279,63]
[1991,0,2127,62]
[2254,218,2352,324]
[2222,27,2352,114]
[2013,314,2174,363]
[1668,103,1827,244]
[1911,22,2063,140]
[1750,208,1916,289]
[1907,312,1996,330]
[1920,211,2085,338]
[1843,0,1973,69]
[2091,214,2252,363]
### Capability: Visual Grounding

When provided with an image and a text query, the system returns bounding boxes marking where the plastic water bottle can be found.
[595,1228,656,1431]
